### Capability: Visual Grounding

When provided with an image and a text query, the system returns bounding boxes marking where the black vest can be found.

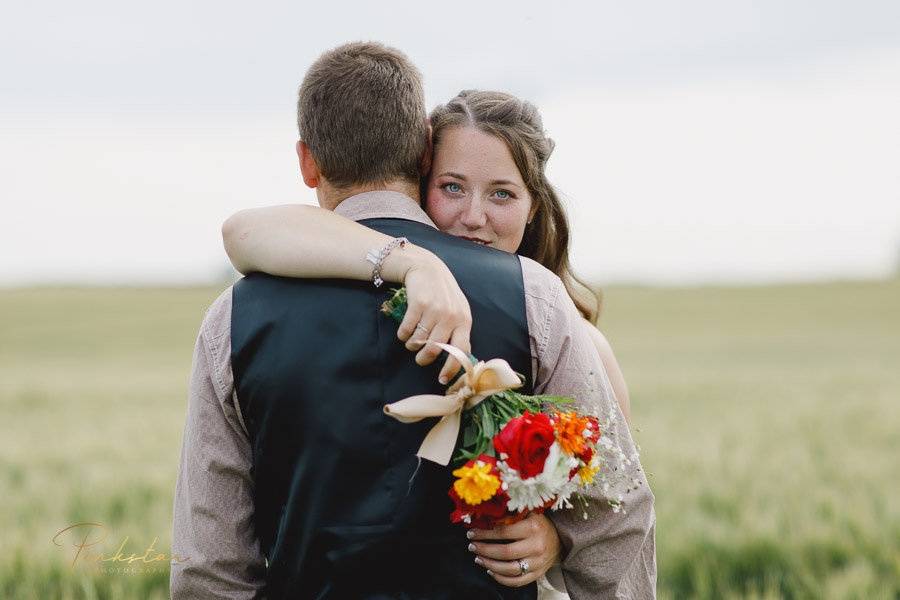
[231,218,535,600]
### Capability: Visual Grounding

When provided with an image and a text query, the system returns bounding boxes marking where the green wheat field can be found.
[1,281,898,599]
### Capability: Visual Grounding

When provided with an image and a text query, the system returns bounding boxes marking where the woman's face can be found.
[424,126,534,253]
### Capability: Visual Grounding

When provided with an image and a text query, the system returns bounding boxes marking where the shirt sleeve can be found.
[170,290,267,599]
[521,257,657,600]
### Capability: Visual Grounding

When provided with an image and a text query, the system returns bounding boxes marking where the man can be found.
[171,42,655,599]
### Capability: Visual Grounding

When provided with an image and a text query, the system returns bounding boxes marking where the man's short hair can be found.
[297,41,427,188]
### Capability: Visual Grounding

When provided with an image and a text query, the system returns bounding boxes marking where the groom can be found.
[171,42,655,599]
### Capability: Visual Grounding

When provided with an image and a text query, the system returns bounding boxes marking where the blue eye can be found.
[493,190,511,200]
[443,182,462,194]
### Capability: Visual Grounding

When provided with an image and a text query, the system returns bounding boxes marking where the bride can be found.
[222,89,631,595]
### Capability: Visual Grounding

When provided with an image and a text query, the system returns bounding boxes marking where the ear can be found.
[296,140,320,188]
[418,120,434,177]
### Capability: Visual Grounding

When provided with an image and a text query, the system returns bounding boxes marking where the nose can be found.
[459,197,487,230]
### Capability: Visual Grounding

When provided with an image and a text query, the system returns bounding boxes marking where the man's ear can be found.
[296,140,320,188]
[418,121,434,177]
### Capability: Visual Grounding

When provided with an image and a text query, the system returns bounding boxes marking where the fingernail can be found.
[486,570,494,576]
[467,543,476,552]
[474,557,483,566]
[439,375,448,385]
[466,530,475,540]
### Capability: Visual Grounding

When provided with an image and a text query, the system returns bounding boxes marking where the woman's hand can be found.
[393,249,472,383]
[466,513,561,588]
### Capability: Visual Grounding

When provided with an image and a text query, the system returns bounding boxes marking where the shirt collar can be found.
[333,190,436,228]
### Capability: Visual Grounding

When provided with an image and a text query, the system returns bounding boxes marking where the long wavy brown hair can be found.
[427,90,601,322]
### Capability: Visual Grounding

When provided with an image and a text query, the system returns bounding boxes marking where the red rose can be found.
[493,411,555,479]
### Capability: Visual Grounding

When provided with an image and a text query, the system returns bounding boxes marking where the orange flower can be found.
[553,412,592,456]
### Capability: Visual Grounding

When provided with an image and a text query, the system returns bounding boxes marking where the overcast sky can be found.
[2,0,899,285]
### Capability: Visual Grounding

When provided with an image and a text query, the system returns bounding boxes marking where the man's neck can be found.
[317,179,420,211]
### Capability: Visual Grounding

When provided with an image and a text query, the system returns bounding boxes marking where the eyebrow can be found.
[437,171,467,181]
[489,179,520,187]
[437,172,522,188]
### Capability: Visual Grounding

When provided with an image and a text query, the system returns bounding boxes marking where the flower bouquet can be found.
[380,288,616,529]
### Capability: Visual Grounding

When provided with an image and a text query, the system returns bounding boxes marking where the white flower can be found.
[500,442,579,513]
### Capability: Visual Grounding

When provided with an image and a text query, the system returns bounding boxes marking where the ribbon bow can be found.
[383,343,523,466]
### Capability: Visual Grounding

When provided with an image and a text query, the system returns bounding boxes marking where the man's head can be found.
[296,42,430,208]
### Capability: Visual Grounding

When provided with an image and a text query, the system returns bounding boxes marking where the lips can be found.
[459,236,491,246]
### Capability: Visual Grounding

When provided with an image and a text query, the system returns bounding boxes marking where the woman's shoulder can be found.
[517,255,565,298]
[580,318,613,351]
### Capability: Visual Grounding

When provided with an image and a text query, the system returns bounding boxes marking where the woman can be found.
[222,90,631,593]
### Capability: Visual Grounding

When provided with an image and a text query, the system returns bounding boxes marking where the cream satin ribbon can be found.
[383,343,523,466]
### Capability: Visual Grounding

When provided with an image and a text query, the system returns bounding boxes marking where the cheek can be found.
[425,189,460,230]
[491,205,531,249]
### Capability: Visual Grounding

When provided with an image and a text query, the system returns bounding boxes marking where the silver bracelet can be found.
[366,237,408,287]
